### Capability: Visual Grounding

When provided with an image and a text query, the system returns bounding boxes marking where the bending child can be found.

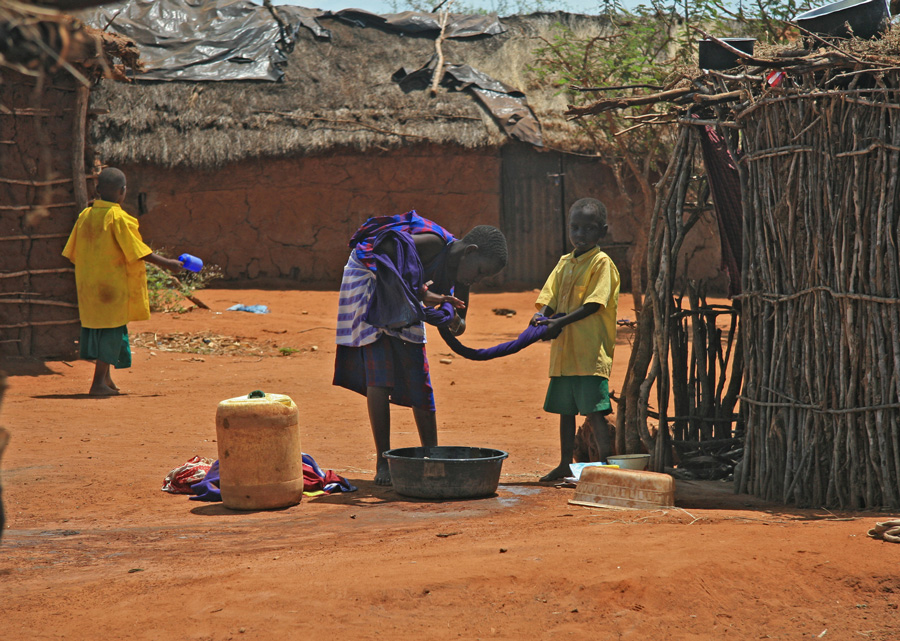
[531,198,620,482]
[63,167,185,395]
[333,211,507,485]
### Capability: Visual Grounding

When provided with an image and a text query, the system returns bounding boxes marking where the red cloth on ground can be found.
[303,464,347,493]
[162,456,214,494]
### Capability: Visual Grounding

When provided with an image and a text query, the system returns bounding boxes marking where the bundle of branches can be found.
[565,26,900,127]
[736,75,900,508]
[569,25,900,508]
[1,0,142,82]
[611,125,740,470]
[671,436,744,481]
[2,0,144,219]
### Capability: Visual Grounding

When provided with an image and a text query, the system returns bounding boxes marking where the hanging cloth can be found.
[428,310,562,361]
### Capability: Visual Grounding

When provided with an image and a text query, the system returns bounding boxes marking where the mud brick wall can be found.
[120,146,503,285]
[1,70,82,359]
[117,144,727,291]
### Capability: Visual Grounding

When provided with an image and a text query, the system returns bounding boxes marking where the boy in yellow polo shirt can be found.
[63,168,184,395]
[531,198,620,482]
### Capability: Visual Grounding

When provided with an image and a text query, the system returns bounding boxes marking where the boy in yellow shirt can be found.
[62,168,184,395]
[531,198,620,482]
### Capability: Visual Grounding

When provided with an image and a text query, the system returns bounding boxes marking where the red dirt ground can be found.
[1,289,898,640]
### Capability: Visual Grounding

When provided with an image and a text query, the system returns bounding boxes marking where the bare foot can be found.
[374,461,392,486]
[104,375,119,391]
[539,464,571,483]
[89,384,120,397]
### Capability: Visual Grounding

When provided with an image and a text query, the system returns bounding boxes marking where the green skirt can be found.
[80,326,132,369]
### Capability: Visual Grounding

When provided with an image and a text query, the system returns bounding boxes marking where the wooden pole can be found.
[72,84,90,209]
[429,10,450,97]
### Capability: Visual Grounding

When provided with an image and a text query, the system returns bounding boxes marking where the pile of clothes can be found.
[162,453,356,502]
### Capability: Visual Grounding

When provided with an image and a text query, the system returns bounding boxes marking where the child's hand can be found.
[536,316,565,340]
[161,257,186,272]
[530,312,544,327]
[423,290,466,309]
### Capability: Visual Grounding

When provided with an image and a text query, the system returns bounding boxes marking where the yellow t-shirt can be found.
[62,200,153,328]
[535,247,620,378]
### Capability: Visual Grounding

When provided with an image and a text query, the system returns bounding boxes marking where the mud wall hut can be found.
[0,6,141,359]
[0,68,84,359]
[85,7,727,290]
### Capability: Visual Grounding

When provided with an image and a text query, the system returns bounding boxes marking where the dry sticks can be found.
[567,33,900,507]
[613,126,743,471]
[737,85,900,508]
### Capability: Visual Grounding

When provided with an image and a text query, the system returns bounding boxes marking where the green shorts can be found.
[80,325,131,369]
[544,376,612,416]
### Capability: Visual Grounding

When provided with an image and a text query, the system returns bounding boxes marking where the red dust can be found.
[1,290,897,640]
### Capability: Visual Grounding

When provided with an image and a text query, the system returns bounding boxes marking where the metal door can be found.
[500,144,566,288]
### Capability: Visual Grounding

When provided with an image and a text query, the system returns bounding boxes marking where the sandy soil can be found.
[1,289,898,640]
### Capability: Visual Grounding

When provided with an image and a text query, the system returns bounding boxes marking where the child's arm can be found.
[534,303,601,340]
[142,252,184,272]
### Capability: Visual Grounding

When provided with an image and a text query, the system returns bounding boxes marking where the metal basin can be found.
[794,0,890,40]
[384,446,508,499]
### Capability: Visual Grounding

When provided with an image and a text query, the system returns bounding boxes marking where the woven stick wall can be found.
[568,30,900,507]
[1,7,142,358]
[736,84,900,508]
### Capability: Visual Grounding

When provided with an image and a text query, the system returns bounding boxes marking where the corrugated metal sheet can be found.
[500,144,566,287]
[562,154,635,292]
[500,145,629,289]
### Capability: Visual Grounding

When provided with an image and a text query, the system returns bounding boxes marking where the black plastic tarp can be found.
[393,58,543,147]
[277,5,332,41]
[325,9,506,39]
[446,65,543,147]
[75,2,508,82]
[77,0,294,81]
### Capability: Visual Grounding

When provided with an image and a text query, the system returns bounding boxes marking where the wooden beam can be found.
[0,233,70,241]
[0,202,78,211]
[0,177,73,186]
[0,299,78,308]
[0,319,79,329]
[0,268,74,279]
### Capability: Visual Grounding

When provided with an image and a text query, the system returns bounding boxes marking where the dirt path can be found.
[1,290,898,640]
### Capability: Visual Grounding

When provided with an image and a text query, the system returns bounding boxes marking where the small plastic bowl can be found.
[607,454,651,470]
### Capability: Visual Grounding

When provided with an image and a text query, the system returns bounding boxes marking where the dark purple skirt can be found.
[333,335,435,411]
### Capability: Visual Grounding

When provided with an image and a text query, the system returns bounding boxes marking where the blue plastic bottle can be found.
[178,253,203,273]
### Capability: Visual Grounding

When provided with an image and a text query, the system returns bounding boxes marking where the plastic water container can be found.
[215,391,303,510]
[178,253,203,273]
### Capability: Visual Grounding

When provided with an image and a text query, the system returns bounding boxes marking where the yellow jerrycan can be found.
[215,390,303,510]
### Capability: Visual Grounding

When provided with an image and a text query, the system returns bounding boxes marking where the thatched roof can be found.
[88,12,612,169]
